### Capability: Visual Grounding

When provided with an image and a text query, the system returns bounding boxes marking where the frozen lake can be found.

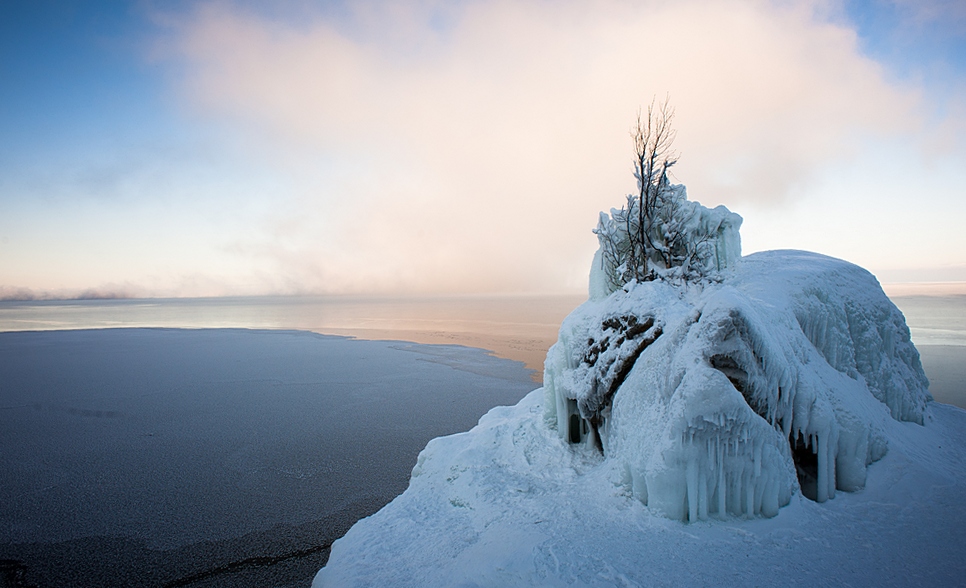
[0,328,535,587]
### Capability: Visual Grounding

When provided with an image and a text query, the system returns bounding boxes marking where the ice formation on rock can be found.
[315,186,956,586]
[547,196,930,520]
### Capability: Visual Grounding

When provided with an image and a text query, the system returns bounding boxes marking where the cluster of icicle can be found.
[545,249,929,522]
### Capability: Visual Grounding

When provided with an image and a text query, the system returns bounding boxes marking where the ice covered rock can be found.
[315,184,949,586]
[545,249,930,521]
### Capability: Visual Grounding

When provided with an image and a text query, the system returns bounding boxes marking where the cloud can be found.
[155,0,924,294]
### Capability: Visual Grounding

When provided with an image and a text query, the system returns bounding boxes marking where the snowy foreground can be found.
[316,251,966,587]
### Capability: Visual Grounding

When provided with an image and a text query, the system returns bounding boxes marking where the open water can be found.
[0,295,585,381]
[888,295,966,409]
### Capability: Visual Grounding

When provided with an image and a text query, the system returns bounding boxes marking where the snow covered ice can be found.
[315,188,964,587]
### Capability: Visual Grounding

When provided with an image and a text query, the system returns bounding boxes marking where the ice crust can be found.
[548,249,929,520]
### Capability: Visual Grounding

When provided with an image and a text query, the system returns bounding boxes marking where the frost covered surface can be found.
[315,397,965,587]
[314,251,965,586]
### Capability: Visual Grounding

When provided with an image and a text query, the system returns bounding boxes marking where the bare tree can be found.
[595,97,737,291]
[632,96,678,279]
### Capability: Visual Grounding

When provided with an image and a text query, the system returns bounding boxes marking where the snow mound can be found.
[546,250,929,521]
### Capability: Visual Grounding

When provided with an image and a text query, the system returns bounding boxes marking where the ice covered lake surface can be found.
[0,328,536,587]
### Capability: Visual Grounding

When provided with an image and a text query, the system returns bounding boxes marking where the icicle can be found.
[816,430,828,503]
[717,440,726,516]
[744,467,754,516]
[761,475,779,517]
[698,469,709,520]
[754,442,762,477]
[686,458,699,522]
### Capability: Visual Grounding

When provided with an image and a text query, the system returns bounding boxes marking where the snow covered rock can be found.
[314,192,951,587]
[546,250,929,521]
[314,245,955,585]
[314,248,948,587]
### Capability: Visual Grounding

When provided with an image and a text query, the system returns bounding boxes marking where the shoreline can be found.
[0,295,588,384]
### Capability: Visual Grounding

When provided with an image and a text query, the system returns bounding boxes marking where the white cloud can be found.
[152,0,945,294]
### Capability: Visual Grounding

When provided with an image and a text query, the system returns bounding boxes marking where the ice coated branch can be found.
[593,98,741,294]
[633,96,678,279]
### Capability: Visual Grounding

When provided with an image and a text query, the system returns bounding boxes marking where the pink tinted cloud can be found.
[160,0,921,294]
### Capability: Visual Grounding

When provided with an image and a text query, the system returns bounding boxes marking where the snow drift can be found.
[315,191,953,587]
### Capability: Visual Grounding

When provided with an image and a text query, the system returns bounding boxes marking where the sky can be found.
[1,0,965,299]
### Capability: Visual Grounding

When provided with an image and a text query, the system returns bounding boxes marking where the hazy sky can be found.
[2,0,965,298]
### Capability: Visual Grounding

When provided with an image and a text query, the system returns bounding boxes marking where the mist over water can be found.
[0,293,962,403]
[889,295,966,346]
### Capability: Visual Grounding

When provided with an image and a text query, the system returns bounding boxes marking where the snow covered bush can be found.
[593,182,743,294]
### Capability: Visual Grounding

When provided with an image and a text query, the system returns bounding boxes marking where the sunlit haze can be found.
[2,0,965,298]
